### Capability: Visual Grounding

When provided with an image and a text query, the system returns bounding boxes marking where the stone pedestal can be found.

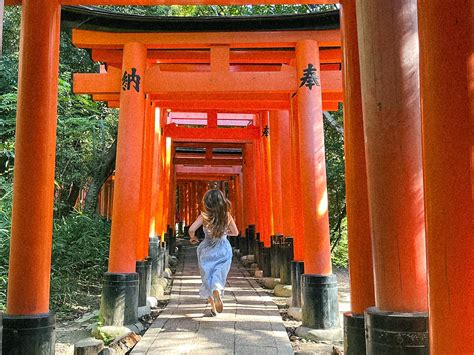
[1,312,56,354]
[100,272,139,326]
[365,307,428,354]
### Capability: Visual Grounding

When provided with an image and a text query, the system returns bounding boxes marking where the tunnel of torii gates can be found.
[1,0,472,354]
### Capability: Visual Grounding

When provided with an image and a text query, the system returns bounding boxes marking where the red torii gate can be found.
[2,1,472,355]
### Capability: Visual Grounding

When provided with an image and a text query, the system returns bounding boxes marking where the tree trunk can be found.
[58,182,80,218]
[84,139,117,214]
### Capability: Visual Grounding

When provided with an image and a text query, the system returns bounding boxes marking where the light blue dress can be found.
[196,226,233,298]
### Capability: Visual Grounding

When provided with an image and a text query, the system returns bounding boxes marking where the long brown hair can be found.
[201,189,231,238]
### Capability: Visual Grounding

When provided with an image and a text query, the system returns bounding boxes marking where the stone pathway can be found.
[132,245,293,354]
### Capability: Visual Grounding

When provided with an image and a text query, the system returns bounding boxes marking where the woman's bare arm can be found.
[188,214,203,243]
[227,213,239,236]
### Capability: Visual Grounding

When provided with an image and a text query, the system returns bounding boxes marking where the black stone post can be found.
[365,307,428,354]
[149,237,164,298]
[177,221,184,236]
[1,312,56,354]
[271,235,283,278]
[261,247,272,277]
[280,237,294,284]
[290,261,304,308]
[248,225,256,256]
[344,313,366,354]
[162,240,169,270]
[248,227,254,255]
[145,257,152,298]
[167,225,176,255]
[254,231,260,261]
[100,272,139,326]
[258,241,264,270]
[254,233,261,267]
[270,235,276,277]
[302,274,339,329]
[240,231,248,256]
[136,260,148,307]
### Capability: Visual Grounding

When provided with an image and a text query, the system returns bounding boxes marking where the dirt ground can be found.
[264,267,350,355]
[54,267,176,354]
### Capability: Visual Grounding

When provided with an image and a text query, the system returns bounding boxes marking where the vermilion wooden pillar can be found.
[296,41,331,275]
[194,180,199,220]
[340,1,375,353]
[243,143,257,228]
[254,139,265,243]
[261,112,274,239]
[186,181,191,224]
[184,181,190,225]
[269,111,283,234]
[178,181,184,223]
[296,40,339,331]
[277,110,294,237]
[161,138,172,237]
[234,173,244,233]
[168,161,176,228]
[3,0,60,351]
[102,42,147,326]
[356,0,428,351]
[289,98,304,261]
[192,181,196,218]
[418,2,473,353]
[136,98,154,262]
[154,120,166,237]
[136,98,154,307]
[149,106,161,238]
[108,42,147,273]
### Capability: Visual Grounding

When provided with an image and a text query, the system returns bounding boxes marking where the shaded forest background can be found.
[0,4,346,319]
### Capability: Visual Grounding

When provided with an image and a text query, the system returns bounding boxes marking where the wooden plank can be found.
[163,124,260,141]
[92,48,342,65]
[73,29,341,49]
[174,158,243,166]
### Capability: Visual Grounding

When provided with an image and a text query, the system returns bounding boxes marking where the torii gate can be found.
[2,1,472,355]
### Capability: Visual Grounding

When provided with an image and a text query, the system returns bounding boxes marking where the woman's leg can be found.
[208,296,217,316]
[213,289,223,313]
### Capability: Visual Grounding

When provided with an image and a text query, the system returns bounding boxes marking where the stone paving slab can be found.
[132,246,294,355]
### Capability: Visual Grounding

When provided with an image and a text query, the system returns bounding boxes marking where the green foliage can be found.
[324,106,348,267]
[50,213,111,318]
[0,189,111,316]
[331,218,348,268]
[55,74,118,216]
[95,4,337,16]
[0,178,13,308]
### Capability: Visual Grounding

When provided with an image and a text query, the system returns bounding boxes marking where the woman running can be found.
[188,189,239,316]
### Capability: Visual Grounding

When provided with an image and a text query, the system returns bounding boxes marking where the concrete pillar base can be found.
[270,235,282,278]
[1,311,56,354]
[136,261,149,307]
[261,247,271,277]
[100,272,139,326]
[149,237,162,280]
[343,312,366,355]
[290,261,304,307]
[279,237,293,285]
[302,274,339,329]
[365,307,428,354]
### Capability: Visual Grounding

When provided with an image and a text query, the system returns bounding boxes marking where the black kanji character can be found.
[299,63,320,90]
[121,68,141,92]
[262,125,270,137]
